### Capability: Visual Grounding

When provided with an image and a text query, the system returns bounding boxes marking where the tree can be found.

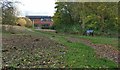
[1,0,18,25]
[53,2,82,33]
[17,18,26,26]
[53,2,118,36]
[24,17,33,28]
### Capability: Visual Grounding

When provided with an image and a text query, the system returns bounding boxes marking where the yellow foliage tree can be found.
[17,18,26,26]
[24,17,33,28]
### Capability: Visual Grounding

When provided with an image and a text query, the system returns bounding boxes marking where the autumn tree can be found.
[53,2,118,36]
[1,0,18,25]
[17,18,26,26]
[24,17,33,28]
[16,17,33,27]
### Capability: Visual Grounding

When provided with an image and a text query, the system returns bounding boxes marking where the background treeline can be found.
[53,2,118,37]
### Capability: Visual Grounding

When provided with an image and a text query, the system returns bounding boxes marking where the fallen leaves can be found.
[2,34,67,68]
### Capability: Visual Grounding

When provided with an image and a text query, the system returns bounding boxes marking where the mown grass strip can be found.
[34,30,117,68]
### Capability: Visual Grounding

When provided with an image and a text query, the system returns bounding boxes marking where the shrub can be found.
[24,17,33,28]
[17,18,26,26]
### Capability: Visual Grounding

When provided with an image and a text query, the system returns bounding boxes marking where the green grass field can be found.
[33,30,118,68]
[79,36,118,49]
[2,27,118,68]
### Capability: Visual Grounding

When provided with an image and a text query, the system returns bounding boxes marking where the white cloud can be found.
[17,0,56,16]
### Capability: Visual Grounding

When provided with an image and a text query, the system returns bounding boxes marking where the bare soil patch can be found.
[2,34,67,68]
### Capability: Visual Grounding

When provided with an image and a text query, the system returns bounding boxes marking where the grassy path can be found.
[67,37,119,63]
[33,30,118,68]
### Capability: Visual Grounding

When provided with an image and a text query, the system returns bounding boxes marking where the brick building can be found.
[26,16,53,29]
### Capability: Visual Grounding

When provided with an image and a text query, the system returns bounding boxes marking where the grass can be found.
[33,30,118,68]
[2,28,118,68]
[53,32,118,49]
[64,43,117,68]
[76,36,118,49]
[81,36,117,45]
[34,30,118,49]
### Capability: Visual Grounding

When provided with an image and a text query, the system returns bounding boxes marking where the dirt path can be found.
[2,34,67,68]
[35,29,56,32]
[67,37,119,63]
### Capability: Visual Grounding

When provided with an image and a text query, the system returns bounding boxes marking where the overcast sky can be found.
[16,0,119,17]
[17,0,56,16]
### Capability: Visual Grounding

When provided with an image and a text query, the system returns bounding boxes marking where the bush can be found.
[17,18,26,26]
[24,17,33,28]
[54,23,82,34]
[16,17,33,28]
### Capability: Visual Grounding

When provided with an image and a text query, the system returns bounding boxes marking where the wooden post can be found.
[32,20,34,29]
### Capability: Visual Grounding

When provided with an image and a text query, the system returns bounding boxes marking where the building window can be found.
[42,24,50,29]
